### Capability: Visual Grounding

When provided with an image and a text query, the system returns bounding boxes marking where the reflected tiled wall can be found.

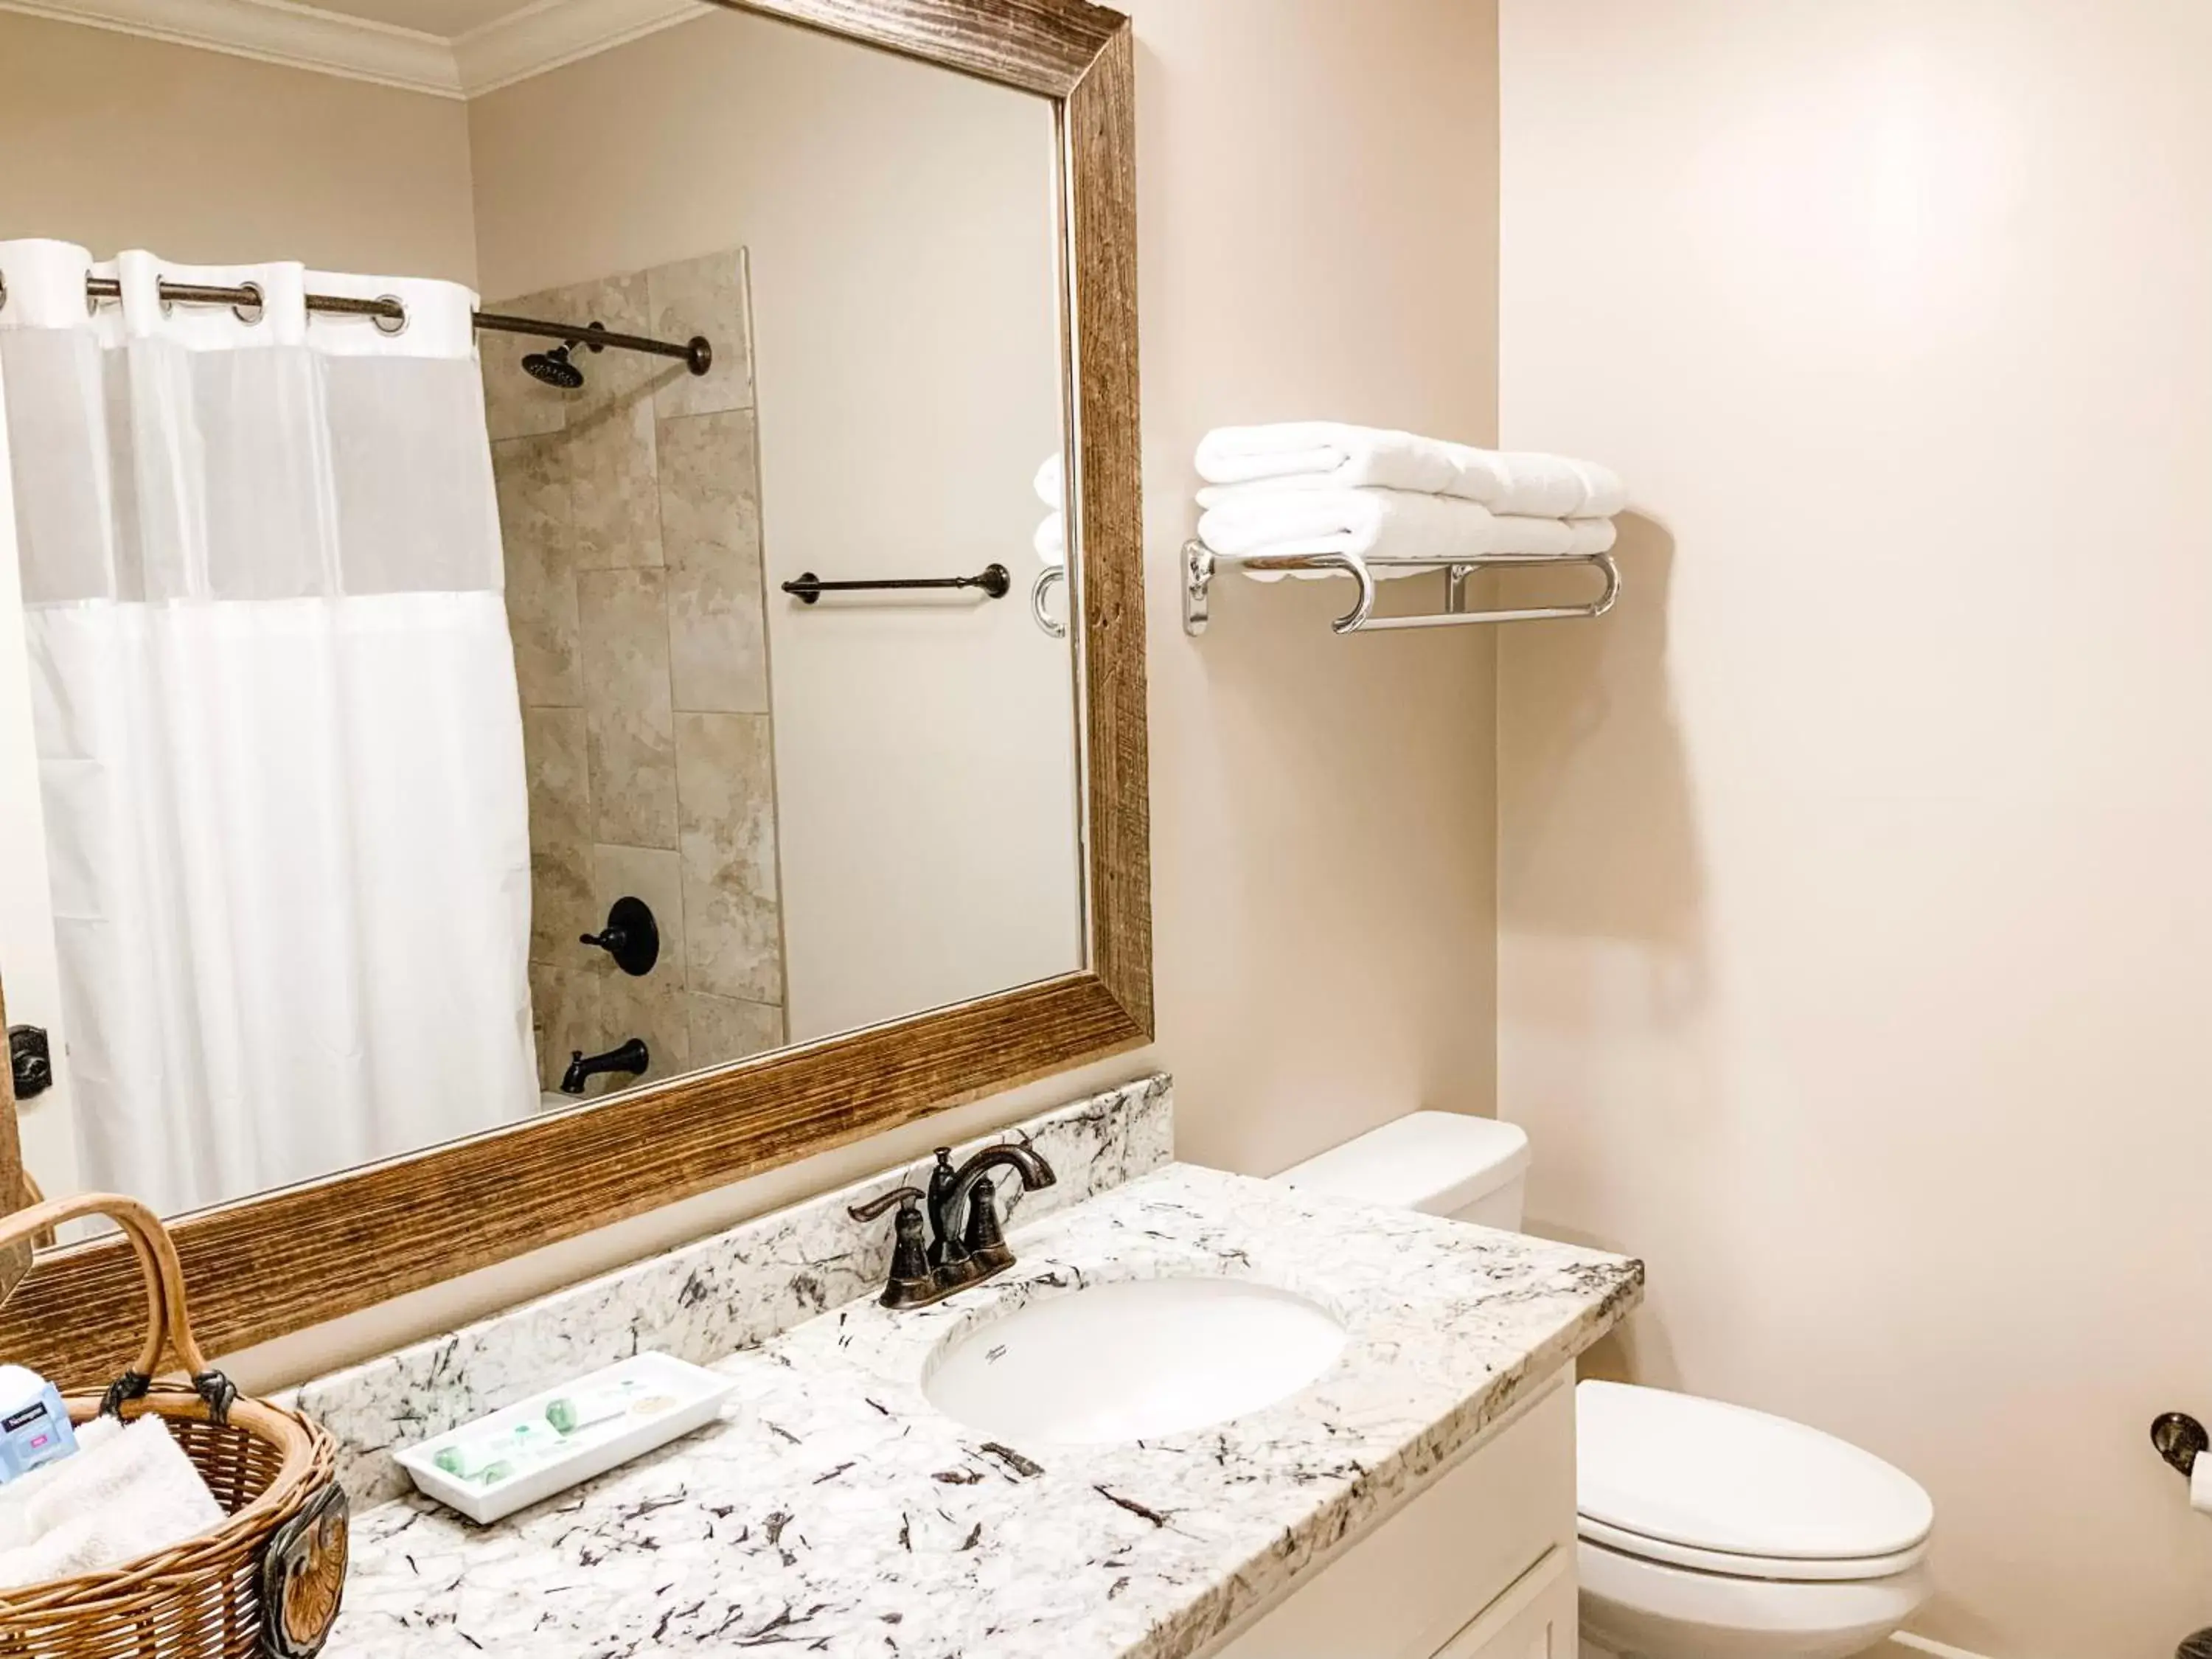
[485,248,786,1097]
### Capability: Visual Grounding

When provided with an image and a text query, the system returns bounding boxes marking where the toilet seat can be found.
[1577,1534,1933,1659]
[1576,1512,1930,1582]
[1576,1382,1933,1583]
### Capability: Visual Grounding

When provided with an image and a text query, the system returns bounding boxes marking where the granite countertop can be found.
[330,1164,1641,1659]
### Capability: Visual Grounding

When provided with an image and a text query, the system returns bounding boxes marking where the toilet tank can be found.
[1272,1111,1530,1231]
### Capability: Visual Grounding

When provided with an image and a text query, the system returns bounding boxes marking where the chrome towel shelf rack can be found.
[1183,540,1620,636]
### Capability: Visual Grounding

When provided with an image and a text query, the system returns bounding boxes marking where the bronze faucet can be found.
[848,1144,1057,1310]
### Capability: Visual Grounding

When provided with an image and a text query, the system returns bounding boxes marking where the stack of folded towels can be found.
[1194,422,1625,577]
[1033,454,1065,569]
[0,1413,225,1587]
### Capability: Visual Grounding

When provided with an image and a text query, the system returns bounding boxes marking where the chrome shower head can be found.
[521,344,585,389]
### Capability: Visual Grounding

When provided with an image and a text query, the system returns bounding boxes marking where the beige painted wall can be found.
[1497,4,2212,1655]
[226,0,1502,1385]
[467,13,1082,1046]
[1118,0,1500,1175]
[0,13,477,284]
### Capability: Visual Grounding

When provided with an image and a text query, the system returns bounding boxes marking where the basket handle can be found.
[0,1192,213,1402]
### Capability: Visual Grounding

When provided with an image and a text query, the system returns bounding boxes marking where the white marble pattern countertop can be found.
[330,1164,1641,1659]
[297,1077,1173,1509]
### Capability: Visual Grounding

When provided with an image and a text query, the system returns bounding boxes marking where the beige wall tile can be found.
[650,248,754,420]
[493,435,581,708]
[590,843,686,989]
[507,248,785,1104]
[555,273,667,570]
[594,973,693,1092]
[529,961,692,1099]
[521,707,594,968]
[481,291,574,442]
[659,410,768,714]
[686,993,785,1069]
[526,960,596,1094]
[579,569,678,849]
[567,395,663,570]
[676,712,782,1003]
[679,885,783,1006]
[567,271,661,411]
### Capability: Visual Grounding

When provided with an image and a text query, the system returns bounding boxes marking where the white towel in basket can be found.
[0,1415,224,1588]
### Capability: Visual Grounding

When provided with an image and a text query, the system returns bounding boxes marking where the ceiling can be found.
[294,0,540,41]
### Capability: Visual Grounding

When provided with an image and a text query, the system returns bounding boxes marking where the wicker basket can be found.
[0,1194,345,1659]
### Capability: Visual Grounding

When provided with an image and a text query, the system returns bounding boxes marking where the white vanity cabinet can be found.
[1202,1371,1577,1659]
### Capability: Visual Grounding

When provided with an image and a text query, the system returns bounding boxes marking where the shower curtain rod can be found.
[74,275,714,377]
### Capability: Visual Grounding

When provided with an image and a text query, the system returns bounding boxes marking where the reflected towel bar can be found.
[1182,539,1620,636]
[783,564,1013,605]
[46,274,714,375]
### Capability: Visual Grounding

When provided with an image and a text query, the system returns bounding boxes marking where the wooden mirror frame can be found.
[0,0,1146,1386]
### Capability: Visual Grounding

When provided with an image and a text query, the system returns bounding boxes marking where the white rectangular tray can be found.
[394,1352,737,1526]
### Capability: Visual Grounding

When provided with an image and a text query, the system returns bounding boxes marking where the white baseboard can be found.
[1888,1635,1998,1659]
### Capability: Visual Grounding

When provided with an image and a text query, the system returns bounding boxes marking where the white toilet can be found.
[1274,1113,1934,1659]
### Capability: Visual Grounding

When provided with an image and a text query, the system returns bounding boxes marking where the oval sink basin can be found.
[924,1276,1347,1446]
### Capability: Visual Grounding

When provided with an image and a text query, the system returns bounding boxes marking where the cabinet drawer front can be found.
[1206,1373,1576,1659]
[1433,1547,1575,1659]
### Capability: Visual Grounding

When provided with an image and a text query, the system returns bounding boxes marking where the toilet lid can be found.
[1576,1382,1933,1563]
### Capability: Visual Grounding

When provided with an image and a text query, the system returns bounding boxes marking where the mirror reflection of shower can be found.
[0,0,1081,1228]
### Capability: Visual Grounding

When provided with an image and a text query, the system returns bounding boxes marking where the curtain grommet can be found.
[232,282,265,326]
[155,274,173,317]
[372,295,408,336]
[0,271,9,313]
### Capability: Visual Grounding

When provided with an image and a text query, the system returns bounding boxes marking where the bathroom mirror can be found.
[0,0,1144,1380]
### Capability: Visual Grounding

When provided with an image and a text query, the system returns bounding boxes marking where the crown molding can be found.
[454,0,711,97]
[0,0,714,100]
[0,0,462,95]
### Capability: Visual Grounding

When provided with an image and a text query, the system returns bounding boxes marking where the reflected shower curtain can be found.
[0,240,536,1217]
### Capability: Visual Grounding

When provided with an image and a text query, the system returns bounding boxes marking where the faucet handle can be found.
[848,1186,927,1223]
[849,1187,936,1310]
[959,1174,1020,1275]
[961,1175,1004,1252]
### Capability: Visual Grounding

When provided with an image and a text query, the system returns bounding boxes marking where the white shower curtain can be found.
[0,239,536,1217]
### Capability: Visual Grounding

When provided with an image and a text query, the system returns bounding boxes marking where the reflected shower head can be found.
[520,322,605,390]
[521,344,585,389]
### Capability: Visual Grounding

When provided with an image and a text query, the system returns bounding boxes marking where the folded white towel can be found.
[1033,454,1063,511]
[1485,515,1620,557]
[0,1415,224,1589]
[1197,486,1616,579]
[0,1415,119,1551]
[1195,424,1626,519]
[1034,512,1065,568]
[0,1513,105,1588]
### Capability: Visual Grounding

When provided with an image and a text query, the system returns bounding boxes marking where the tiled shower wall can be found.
[484,248,787,1097]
